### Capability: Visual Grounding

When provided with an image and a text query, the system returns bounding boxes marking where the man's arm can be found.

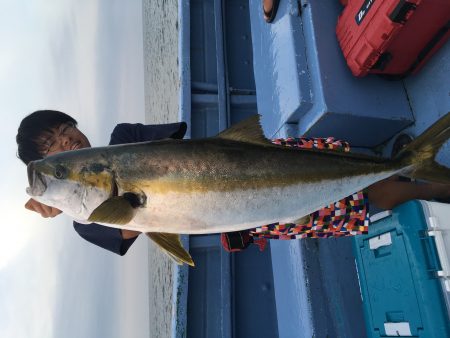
[109,122,187,145]
[73,221,139,255]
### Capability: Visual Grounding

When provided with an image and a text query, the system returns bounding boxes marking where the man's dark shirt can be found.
[73,122,187,255]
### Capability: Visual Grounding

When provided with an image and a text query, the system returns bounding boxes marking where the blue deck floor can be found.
[248,1,450,336]
[175,0,450,337]
[266,43,450,338]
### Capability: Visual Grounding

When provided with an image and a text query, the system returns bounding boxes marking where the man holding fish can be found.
[16,110,450,265]
[17,110,187,257]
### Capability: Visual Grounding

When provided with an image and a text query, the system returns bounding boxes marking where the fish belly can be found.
[129,170,396,234]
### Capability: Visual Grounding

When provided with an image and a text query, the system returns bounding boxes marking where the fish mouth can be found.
[26,162,47,197]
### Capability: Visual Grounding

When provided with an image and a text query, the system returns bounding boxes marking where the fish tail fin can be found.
[146,232,195,267]
[395,112,450,183]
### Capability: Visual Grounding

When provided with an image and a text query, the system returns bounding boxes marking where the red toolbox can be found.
[336,0,450,77]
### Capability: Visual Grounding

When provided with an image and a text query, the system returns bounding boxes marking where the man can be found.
[17,110,186,255]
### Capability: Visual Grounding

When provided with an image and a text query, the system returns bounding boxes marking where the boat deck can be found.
[173,0,450,337]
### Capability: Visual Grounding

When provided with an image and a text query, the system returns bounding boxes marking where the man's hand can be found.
[25,198,62,218]
[121,229,141,240]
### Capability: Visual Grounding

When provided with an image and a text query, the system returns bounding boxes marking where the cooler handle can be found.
[428,230,450,278]
[420,233,442,274]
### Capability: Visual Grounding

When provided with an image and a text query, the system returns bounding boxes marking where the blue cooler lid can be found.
[354,201,450,337]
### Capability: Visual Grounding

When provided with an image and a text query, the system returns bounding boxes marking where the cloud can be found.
[0,1,148,337]
[0,220,64,338]
[0,209,42,270]
[50,229,121,338]
[35,0,145,144]
[0,217,122,338]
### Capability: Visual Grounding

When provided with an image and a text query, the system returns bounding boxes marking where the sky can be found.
[0,1,150,337]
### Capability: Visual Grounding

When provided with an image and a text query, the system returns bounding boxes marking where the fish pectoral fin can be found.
[88,196,138,225]
[146,233,195,267]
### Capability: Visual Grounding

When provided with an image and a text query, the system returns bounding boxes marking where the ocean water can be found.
[143,0,180,125]
[142,0,180,337]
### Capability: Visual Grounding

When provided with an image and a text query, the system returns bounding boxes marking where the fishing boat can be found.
[156,0,450,337]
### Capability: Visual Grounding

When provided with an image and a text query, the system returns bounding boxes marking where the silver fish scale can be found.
[127,170,397,234]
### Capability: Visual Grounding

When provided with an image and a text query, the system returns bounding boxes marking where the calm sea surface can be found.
[142,0,180,337]
[143,0,180,124]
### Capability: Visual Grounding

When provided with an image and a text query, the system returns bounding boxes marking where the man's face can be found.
[36,122,91,157]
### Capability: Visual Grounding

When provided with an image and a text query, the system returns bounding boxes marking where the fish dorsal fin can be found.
[146,233,195,267]
[216,115,272,146]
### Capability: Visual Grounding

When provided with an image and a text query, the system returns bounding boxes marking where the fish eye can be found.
[54,165,68,179]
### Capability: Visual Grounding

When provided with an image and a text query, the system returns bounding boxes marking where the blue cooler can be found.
[353,200,450,337]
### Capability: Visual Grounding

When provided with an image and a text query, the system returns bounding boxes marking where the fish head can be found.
[26,149,115,221]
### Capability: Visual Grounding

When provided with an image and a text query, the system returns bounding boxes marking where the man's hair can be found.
[16,110,77,164]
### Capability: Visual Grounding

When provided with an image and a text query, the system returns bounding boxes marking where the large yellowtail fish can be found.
[26,114,450,266]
